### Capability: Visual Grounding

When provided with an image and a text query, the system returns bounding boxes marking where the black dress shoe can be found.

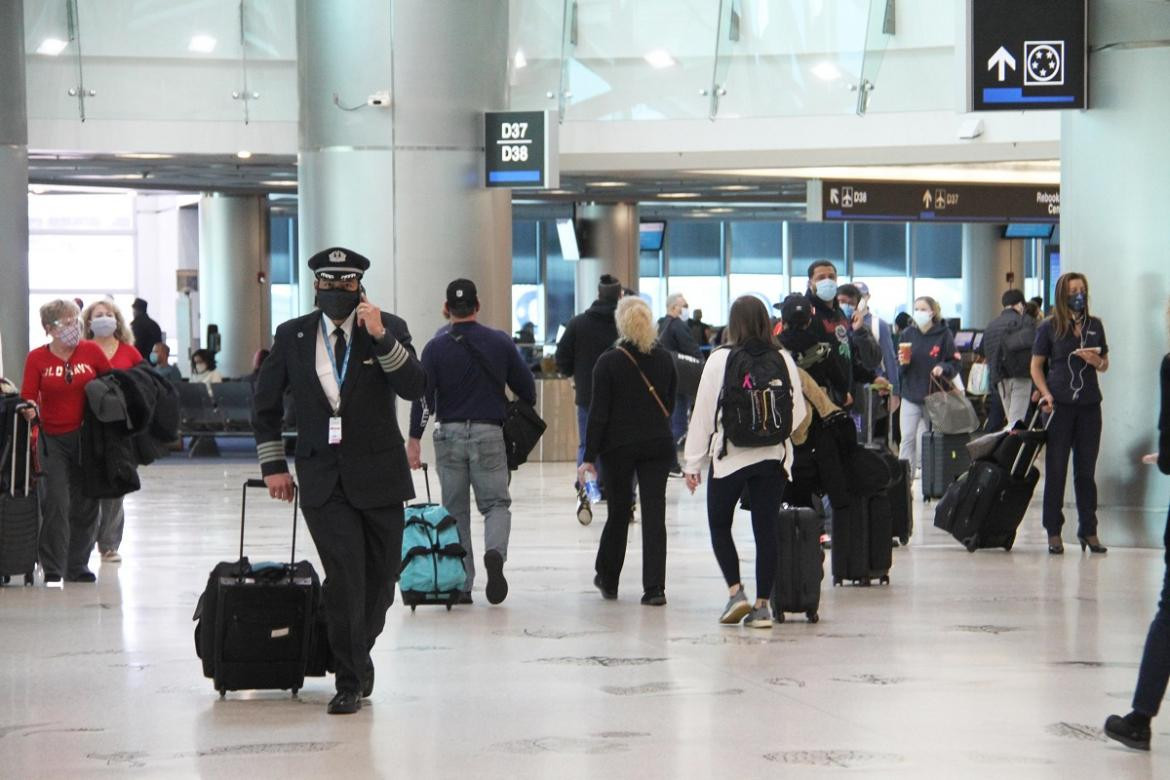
[328,691,362,715]
[484,550,508,605]
[362,660,374,698]
[66,571,96,583]
[641,591,667,606]
[1104,713,1151,751]
[593,574,618,600]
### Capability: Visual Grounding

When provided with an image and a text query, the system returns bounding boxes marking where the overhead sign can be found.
[809,180,1060,223]
[484,110,558,189]
[969,0,1087,111]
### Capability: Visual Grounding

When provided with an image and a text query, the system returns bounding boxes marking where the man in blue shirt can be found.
[407,279,536,605]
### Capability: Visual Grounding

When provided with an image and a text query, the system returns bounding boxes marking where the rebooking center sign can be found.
[484,110,559,189]
[968,0,1087,111]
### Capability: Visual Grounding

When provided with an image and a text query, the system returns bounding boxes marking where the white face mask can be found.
[912,310,933,329]
[90,315,118,338]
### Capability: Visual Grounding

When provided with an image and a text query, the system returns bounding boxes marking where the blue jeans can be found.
[1133,515,1170,717]
[433,422,512,592]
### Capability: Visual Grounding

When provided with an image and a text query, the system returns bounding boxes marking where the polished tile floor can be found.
[1,455,1167,778]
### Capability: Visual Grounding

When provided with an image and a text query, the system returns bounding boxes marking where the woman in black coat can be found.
[1104,323,1170,751]
[579,296,677,606]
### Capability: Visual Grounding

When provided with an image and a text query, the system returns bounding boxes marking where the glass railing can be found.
[23,0,296,124]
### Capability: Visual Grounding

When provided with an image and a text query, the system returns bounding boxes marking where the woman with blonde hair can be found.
[81,299,142,563]
[896,295,960,473]
[1031,271,1109,554]
[580,295,677,606]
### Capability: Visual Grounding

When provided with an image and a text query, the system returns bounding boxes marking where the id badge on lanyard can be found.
[328,416,342,445]
[322,315,351,445]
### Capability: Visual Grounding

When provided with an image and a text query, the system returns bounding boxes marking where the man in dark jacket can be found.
[982,289,1036,428]
[130,298,163,360]
[556,274,623,475]
[253,246,426,715]
[657,293,702,471]
[804,260,854,407]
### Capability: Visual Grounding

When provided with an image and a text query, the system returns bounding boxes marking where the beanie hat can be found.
[598,274,622,302]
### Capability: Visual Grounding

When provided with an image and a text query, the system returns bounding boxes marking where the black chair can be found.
[175,382,224,433]
[210,382,254,433]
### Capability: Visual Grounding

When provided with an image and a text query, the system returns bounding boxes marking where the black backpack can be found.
[716,343,795,457]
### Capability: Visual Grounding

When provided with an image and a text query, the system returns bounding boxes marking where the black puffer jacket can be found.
[556,298,618,407]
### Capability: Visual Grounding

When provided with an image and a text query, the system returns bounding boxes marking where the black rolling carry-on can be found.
[888,458,914,546]
[0,400,38,586]
[854,387,914,545]
[772,507,823,623]
[193,479,325,698]
[831,494,893,586]
[921,430,971,500]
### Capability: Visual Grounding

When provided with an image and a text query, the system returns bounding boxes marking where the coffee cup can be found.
[898,343,912,366]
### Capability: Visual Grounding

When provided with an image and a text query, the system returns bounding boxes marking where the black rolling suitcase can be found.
[888,458,914,546]
[772,507,823,623]
[0,399,38,586]
[921,430,971,500]
[934,407,1048,552]
[854,387,914,545]
[193,479,325,698]
[831,494,893,586]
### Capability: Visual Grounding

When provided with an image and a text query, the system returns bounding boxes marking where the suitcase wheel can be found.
[1003,535,1015,552]
[410,605,417,613]
[775,611,786,624]
[899,536,909,546]
[445,604,452,611]
[879,575,890,586]
[24,572,34,586]
[832,577,843,587]
[0,575,8,585]
[806,612,819,624]
[291,689,299,698]
[218,689,226,699]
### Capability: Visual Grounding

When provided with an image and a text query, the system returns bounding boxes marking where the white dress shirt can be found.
[316,310,356,414]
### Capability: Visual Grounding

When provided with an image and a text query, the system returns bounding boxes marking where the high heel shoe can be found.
[1078,535,1108,554]
[1048,536,1064,555]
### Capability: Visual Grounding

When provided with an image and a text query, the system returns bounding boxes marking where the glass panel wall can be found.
[912,223,963,324]
[665,221,727,324]
[728,221,783,313]
[849,223,909,323]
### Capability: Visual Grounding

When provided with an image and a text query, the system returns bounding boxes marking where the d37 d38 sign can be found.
[484,110,559,189]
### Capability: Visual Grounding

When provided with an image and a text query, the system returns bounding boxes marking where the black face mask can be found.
[316,289,360,321]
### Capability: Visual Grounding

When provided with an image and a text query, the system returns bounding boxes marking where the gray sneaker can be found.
[719,589,751,624]
[744,605,773,629]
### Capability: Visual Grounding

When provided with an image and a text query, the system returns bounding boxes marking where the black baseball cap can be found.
[446,278,479,315]
[776,293,812,326]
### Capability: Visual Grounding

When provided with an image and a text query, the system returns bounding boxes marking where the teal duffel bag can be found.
[399,465,467,611]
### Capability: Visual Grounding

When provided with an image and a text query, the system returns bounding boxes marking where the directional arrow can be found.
[923,190,933,209]
[987,46,1017,82]
[830,188,839,205]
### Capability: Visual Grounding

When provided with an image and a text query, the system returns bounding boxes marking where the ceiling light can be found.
[587,181,627,187]
[708,207,734,213]
[513,49,527,69]
[188,35,217,53]
[657,192,699,199]
[236,150,253,159]
[643,49,676,69]
[260,180,297,187]
[714,184,758,192]
[114,152,174,160]
[37,38,68,56]
[29,185,49,195]
[811,61,842,81]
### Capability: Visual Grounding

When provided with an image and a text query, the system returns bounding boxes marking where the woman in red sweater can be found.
[82,300,142,564]
[20,300,112,585]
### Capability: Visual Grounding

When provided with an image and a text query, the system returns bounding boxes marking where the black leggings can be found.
[707,460,786,599]
[595,439,673,594]
[1042,402,1102,537]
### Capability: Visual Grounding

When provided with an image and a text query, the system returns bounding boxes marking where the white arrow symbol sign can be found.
[923,190,933,209]
[830,188,839,205]
[987,46,1017,82]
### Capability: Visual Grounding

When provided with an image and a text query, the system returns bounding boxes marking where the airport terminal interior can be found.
[2,0,1170,776]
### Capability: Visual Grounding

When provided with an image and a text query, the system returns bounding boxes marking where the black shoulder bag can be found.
[450,334,546,470]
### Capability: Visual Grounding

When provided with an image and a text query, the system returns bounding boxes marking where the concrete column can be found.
[197,195,270,379]
[0,1,29,383]
[573,202,640,313]
[1060,0,1170,547]
[296,0,512,337]
[960,224,1020,330]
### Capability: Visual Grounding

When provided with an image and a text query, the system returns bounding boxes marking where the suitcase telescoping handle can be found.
[9,403,36,497]
[242,478,299,568]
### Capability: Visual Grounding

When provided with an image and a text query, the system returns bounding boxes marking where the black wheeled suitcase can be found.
[831,494,893,586]
[193,479,325,698]
[888,458,914,546]
[772,507,823,623]
[0,400,38,587]
[921,430,971,500]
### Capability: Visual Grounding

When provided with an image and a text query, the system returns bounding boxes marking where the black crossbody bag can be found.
[450,333,546,470]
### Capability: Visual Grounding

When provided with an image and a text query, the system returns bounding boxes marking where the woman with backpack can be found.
[682,296,807,628]
[579,297,677,606]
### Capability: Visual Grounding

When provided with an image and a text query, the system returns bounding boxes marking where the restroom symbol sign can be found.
[1024,41,1064,86]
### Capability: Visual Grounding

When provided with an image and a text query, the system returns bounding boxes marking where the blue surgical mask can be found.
[149,352,159,365]
[1068,292,1086,312]
[840,303,856,319]
[814,279,837,302]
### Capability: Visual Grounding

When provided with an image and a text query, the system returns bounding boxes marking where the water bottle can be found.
[584,478,602,504]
